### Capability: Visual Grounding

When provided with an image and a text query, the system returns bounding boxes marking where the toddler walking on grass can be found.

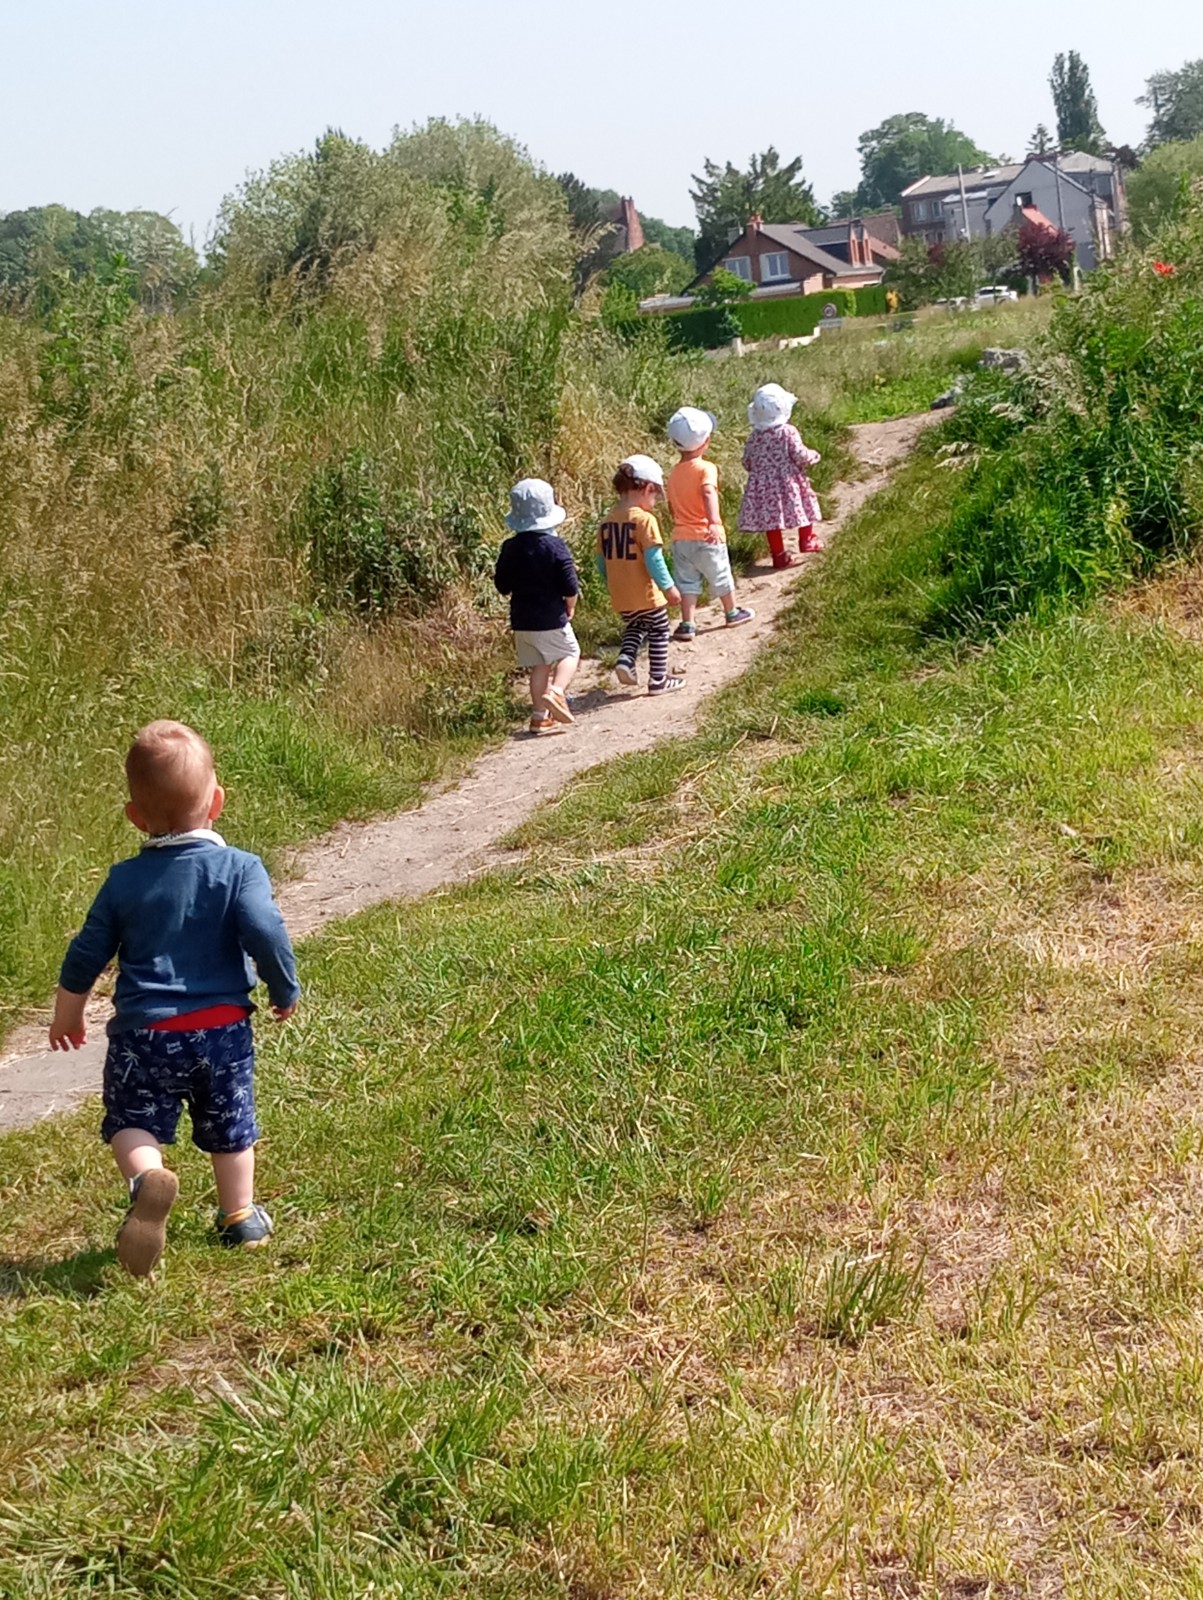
[739,382,824,566]
[597,455,685,695]
[494,478,581,736]
[665,406,755,642]
[49,720,300,1278]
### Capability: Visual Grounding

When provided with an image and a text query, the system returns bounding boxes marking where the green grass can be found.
[8,437,1203,1595]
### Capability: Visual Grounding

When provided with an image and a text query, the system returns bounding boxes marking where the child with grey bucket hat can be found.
[494,479,582,735]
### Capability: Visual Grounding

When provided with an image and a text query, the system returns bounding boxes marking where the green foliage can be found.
[1127,136,1203,241]
[853,283,889,316]
[732,289,855,341]
[690,147,822,268]
[662,304,742,351]
[0,204,196,313]
[603,244,692,300]
[639,214,696,261]
[933,189,1203,626]
[1050,50,1107,155]
[693,267,753,307]
[1139,58,1203,149]
[854,113,993,211]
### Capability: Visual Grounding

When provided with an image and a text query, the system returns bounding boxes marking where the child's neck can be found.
[678,447,707,462]
[617,491,648,511]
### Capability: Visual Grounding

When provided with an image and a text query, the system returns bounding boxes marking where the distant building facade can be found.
[899,153,1126,271]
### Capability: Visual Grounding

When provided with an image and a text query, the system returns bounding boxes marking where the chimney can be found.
[620,196,645,252]
[748,211,764,232]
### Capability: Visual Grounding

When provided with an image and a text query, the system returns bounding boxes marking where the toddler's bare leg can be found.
[110,1126,165,1181]
[680,594,697,623]
[110,1129,177,1277]
[529,663,552,711]
[212,1148,256,1216]
[551,653,580,692]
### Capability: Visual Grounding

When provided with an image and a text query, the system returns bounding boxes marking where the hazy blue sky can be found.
[2,0,1193,247]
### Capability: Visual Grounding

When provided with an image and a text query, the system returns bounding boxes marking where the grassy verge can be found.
[7,433,1203,1595]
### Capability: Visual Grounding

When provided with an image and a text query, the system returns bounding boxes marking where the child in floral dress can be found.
[738,383,824,568]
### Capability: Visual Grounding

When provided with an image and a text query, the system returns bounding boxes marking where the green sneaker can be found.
[216,1202,274,1250]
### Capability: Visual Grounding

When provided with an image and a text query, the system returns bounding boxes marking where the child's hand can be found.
[273,1002,299,1021]
[705,523,724,545]
[49,987,88,1050]
[665,585,682,607]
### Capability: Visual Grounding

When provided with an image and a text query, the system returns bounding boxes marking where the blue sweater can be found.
[60,834,301,1036]
[494,529,580,631]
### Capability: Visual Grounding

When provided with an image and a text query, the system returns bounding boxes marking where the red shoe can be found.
[798,527,824,553]
[772,551,802,569]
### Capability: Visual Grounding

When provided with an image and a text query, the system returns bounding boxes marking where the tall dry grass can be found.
[0,123,679,1025]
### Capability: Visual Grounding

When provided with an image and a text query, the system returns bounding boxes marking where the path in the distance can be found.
[0,415,935,1132]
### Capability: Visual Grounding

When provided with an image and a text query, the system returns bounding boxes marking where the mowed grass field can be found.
[7,417,1203,1596]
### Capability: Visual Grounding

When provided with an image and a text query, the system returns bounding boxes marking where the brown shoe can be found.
[529,714,564,736]
[116,1168,179,1278]
[541,685,575,725]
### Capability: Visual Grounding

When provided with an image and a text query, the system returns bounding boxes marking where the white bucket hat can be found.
[748,383,797,430]
[505,478,567,532]
[619,453,665,489]
[666,406,716,451]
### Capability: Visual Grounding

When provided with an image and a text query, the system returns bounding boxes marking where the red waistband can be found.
[148,1004,250,1033]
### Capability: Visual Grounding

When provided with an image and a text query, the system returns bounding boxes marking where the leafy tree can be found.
[1126,134,1203,241]
[0,203,195,313]
[1017,218,1075,280]
[693,267,754,307]
[1139,60,1203,150]
[604,244,692,299]
[853,114,992,211]
[640,215,696,261]
[829,188,861,219]
[1029,123,1054,155]
[1049,52,1106,155]
[557,175,696,294]
[690,148,820,269]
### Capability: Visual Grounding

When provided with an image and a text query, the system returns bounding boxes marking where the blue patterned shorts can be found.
[101,1020,259,1153]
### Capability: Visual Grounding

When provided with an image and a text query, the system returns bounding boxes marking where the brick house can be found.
[689,214,886,295]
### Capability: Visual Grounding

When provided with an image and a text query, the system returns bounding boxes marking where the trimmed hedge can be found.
[663,305,742,352]
[853,283,888,317]
[658,283,889,351]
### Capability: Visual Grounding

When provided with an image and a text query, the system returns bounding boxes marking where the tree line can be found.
[3,53,1201,318]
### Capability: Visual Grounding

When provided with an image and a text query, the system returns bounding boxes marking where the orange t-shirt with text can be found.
[597,504,666,613]
[667,457,723,541]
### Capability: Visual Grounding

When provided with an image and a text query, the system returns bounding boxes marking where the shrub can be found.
[930,184,1203,628]
[663,304,742,351]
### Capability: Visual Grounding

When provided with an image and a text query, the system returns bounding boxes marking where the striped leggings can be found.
[618,607,670,683]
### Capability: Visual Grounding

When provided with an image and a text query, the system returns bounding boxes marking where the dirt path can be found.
[0,415,935,1132]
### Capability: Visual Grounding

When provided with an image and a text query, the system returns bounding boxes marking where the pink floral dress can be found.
[738,424,823,531]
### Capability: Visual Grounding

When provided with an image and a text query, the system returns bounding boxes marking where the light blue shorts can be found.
[672,539,734,599]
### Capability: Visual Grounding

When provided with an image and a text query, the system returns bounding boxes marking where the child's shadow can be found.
[0,1247,113,1300]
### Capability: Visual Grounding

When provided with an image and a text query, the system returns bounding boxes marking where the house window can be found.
[930,201,943,217]
[912,201,929,221]
[723,256,753,281]
[759,251,791,282]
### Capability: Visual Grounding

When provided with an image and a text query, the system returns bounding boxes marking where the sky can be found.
[1,0,1194,248]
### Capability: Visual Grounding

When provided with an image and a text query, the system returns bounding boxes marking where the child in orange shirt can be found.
[664,407,755,643]
[597,455,685,696]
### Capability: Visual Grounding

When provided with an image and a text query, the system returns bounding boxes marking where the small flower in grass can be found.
[1152,260,1176,277]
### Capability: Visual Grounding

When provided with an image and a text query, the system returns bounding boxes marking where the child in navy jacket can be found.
[50,720,299,1276]
[494,478,581,735]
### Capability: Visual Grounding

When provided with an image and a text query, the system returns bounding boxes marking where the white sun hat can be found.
[505,478,568,532]
[619,453,665,488]
[666,406,717,450]
[748,383,798,430]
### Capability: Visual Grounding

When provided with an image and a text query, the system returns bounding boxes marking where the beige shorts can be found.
[514,624,580,668]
